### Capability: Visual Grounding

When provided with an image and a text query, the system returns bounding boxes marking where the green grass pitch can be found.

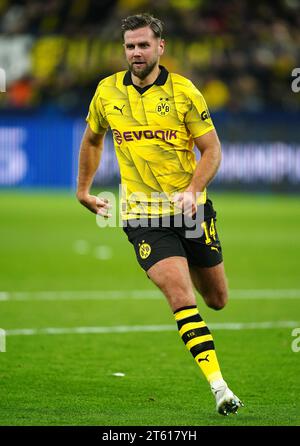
[0,190,299,426]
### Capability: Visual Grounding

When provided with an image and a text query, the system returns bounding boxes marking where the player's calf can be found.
[202,288,228,311]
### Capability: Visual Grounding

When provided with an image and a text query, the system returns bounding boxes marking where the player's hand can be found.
[76,193,112,217]
[172,190,197,217]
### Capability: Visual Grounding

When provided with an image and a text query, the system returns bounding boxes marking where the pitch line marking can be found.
[5,321,300,336]
[1,289,300,301]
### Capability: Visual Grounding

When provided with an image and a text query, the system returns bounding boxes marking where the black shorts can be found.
[123,199,223,272]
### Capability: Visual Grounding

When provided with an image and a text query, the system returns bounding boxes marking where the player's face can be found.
[124,26,165,80]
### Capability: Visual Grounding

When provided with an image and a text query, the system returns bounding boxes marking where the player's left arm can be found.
[188,128,221,194]
[173,129,221,216]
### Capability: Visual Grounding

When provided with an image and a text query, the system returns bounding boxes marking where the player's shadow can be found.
[206,413,270,426]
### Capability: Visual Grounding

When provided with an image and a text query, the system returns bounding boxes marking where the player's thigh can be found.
[189,262,228,306]
[123,223,196,310]
[148,256,196,311]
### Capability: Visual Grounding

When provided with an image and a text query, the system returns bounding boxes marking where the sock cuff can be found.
[174,306,201,323]
[173,305,197,314]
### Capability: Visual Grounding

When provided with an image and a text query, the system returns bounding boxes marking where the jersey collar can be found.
[123,65,169,88]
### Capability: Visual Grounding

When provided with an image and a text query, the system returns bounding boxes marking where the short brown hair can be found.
[121,13,164,39]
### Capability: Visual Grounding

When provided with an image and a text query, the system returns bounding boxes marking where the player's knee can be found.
[206,289,228,311]
[161,279,191,302]
[158,277,194,307]
[208,301,225,311]
[154,269,176,292]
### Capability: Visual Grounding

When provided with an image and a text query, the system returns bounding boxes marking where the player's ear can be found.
[158,38,165,56]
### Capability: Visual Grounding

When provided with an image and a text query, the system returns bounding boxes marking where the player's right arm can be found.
[76,124,111,216]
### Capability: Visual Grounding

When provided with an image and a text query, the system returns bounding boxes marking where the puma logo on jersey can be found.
[114,105,125,114]
[198,354,210,363]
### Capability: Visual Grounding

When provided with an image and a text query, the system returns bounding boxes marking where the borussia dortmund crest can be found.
[139,240,151,259]
[156,97,170,116]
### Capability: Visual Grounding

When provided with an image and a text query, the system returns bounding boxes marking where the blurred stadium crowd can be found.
[0,0,299,113]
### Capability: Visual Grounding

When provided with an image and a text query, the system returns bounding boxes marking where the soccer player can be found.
[76,13,243,416]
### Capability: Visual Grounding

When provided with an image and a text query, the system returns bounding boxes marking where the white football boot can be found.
[210,379,244,416]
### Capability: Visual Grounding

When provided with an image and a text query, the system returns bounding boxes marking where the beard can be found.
[129,58,158,80]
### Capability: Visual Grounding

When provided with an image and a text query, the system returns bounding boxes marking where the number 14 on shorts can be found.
[201,218,217,245]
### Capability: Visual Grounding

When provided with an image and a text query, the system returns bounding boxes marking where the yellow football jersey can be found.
[86,66,214,219]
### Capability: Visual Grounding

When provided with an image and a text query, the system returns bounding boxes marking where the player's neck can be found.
[131,65,161,88]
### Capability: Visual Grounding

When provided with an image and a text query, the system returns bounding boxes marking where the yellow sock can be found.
[174,305,223,383]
